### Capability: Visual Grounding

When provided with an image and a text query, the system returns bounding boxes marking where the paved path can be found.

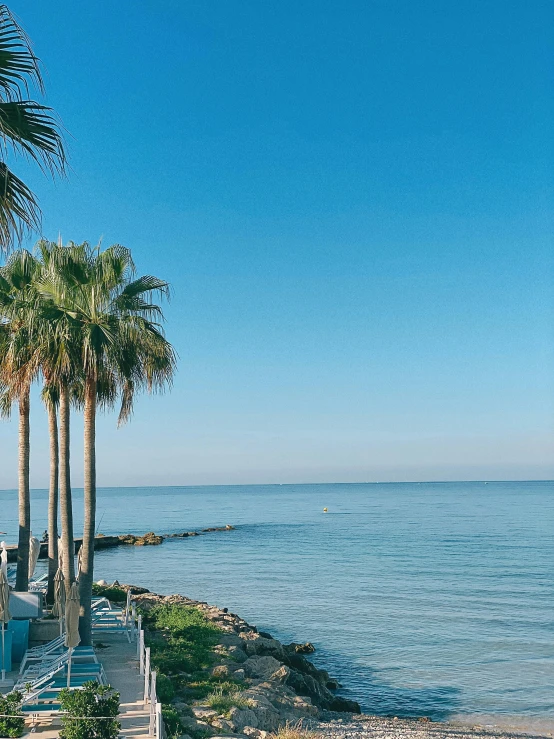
[100,632,151,738]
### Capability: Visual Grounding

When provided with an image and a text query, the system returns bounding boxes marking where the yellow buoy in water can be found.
[323,507,328,512]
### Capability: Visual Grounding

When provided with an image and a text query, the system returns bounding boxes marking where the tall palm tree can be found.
[42,382,59,604]
[0,249,41,590]
[37,241,176,644]
[34,241,80,588]
[0,6,66,251]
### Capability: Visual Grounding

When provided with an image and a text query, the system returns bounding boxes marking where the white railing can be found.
[132,599,164,738]
[143,647,151,703]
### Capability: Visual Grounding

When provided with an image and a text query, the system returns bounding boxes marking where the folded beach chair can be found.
[16,654,104,692]
[18,646,98,682]
[18,635,65,674]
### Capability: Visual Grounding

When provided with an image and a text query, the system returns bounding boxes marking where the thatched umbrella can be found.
[64,581,81,687]
[0,569,11,681]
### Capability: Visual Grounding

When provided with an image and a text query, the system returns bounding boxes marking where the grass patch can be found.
[270,722,319,739]
[205,684,253,715]
[143,604,221,677]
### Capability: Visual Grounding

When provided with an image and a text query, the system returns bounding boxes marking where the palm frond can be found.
[0,100,66,174]
[0,6,43,98]
[0,161,39,248]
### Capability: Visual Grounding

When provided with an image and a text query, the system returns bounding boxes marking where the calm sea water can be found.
[1,481,553,732]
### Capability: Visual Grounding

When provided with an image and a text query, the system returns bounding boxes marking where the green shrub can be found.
[59,681,120,739]
[91,584,127,604]
[0,691,24,738]
[161,706,183,739]
[156,673,175,703]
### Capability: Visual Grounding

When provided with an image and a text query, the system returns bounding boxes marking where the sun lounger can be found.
[17,647,98,685]
[17,657,105,693]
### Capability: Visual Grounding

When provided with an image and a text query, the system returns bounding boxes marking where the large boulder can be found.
[240,634,285,660]
[243,656,282,680]
[228,707,259,731]
[268,664,360,713]
[285,642,315,654]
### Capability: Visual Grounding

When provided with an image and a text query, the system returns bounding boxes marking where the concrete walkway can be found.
[12,632,151,738]
[100,632,151,738]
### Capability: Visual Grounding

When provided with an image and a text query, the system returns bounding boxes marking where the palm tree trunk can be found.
[46,401,59,605]
[59,382,75,586]
[15,385,30,592]
[79,376,96,645]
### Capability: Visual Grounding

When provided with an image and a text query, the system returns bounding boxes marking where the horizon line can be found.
[0,478,552,493]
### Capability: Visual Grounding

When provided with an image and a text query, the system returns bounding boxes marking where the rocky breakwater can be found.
[126,587,360,739]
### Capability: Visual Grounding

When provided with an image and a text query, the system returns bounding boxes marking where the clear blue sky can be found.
[0,0,552,486]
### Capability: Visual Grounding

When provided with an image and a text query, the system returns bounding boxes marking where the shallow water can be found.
[1,481,553,730]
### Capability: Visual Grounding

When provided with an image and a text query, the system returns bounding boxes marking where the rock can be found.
[225,525,235,530]
[242,728,269,739]
[212,664,229,678]
[244,656,282,680]
[111,580,120,586]
[232,668,246,680]
[120,584,151,595]
[96,579,108,586]
[219,633,244,648]
[229,707,259,731]
[241,635,286,661]
[326,678,341,690]
[286,642,315,654]
[192,707,218,720]
[178,716,207,733]
[119,532,163,546]
[211,718,235,732]
[227,646,248,663]
[258,631,273,639]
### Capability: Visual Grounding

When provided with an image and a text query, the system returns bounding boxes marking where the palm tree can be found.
[34,241,80,588]
[0,249,41,590]
[0,6,66,251]
[37,241,176,644]
[42,383,59,604]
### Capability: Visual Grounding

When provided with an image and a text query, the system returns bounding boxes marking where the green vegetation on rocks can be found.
[140,602,249,736]
[205,684,254,715]
[91,583,127,605]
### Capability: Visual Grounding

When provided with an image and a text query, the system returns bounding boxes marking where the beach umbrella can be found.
[52,568,66,636]
[28,532,40,580]
[0,542,7,580]
[64,581,81,687]
[0,569,11,681]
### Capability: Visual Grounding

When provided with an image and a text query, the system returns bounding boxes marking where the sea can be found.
[1,481,553,733]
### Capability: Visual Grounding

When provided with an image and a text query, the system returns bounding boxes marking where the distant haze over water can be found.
[2,481,553,731]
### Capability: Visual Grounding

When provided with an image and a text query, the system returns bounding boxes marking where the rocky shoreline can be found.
[112,584,551,739]
[5,525,235,562]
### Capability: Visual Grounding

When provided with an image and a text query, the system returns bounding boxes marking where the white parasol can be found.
[28,532,40,580]
[0,542,7,580]
[0,568,11,681]
[64,581,81,687]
